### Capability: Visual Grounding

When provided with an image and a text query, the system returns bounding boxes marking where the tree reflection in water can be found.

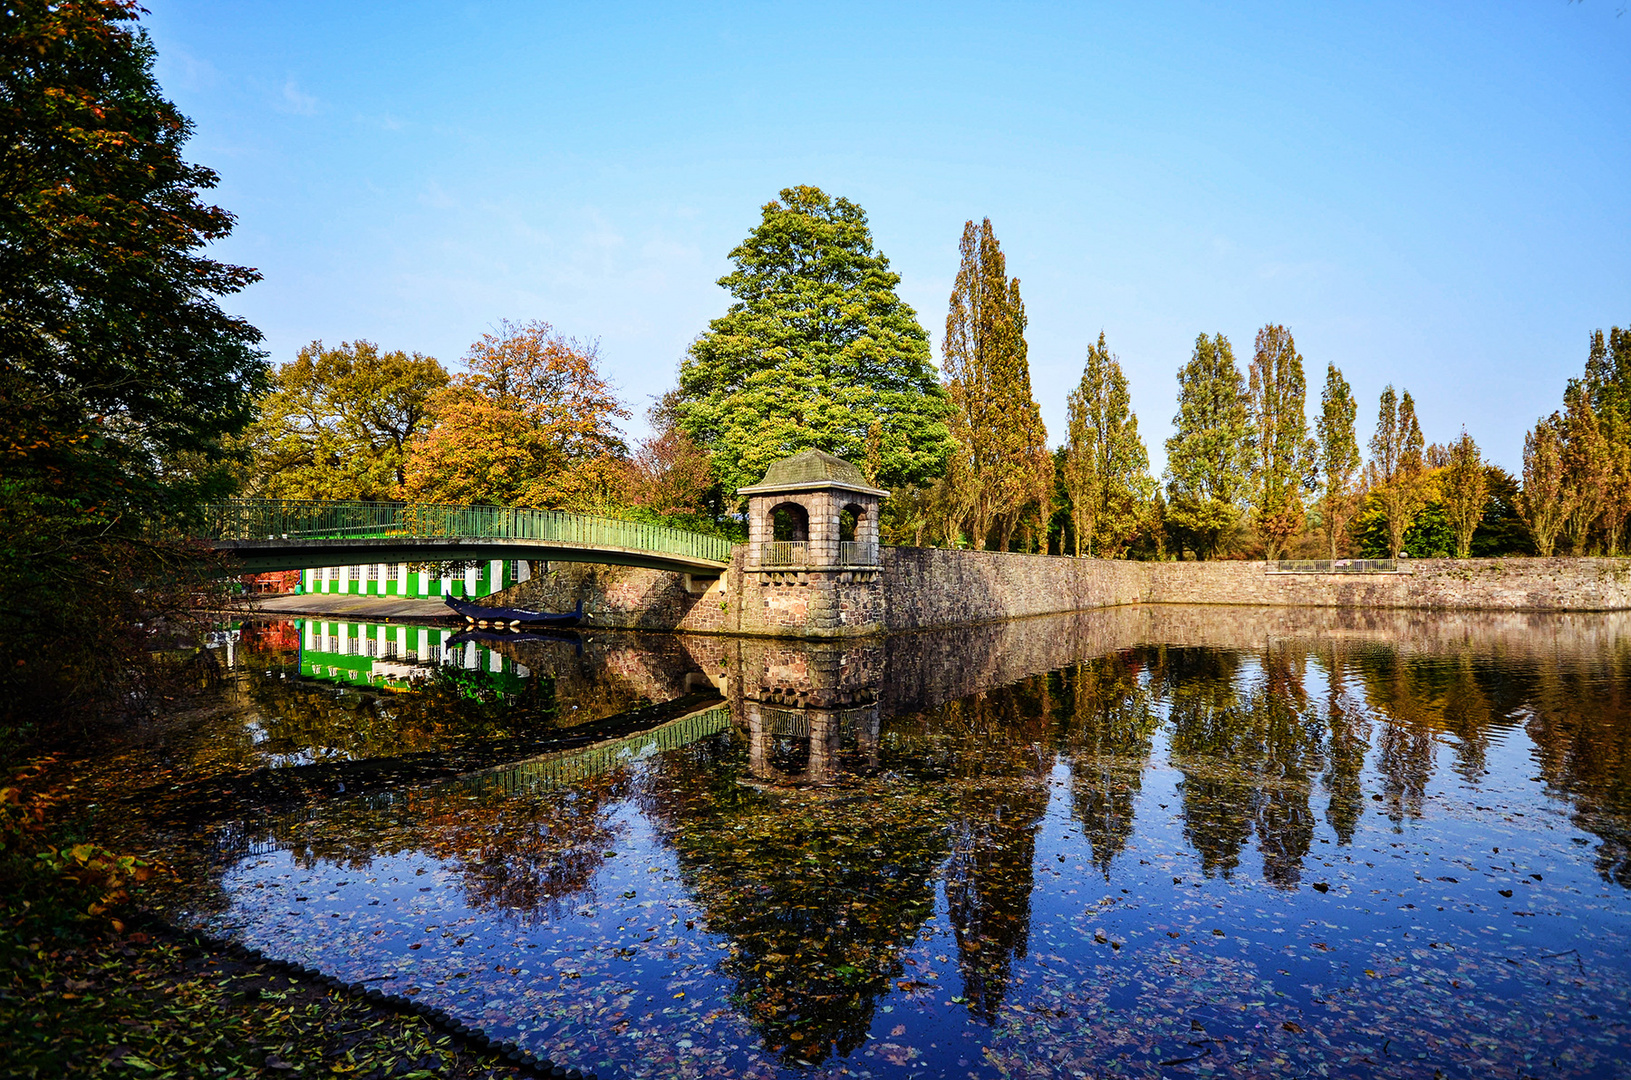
[1061,651,1159,875]
[1320,644,1370,844]
[640,737,949,1067]
[936,679,1051,1022]
[1163,646,1324,889]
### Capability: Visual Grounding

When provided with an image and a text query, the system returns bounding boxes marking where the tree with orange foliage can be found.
[628,391,720,520]
[403,321,629,508]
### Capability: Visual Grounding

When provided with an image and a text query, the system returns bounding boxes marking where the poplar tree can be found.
[1314,364,1360,560]
[676,186,953,497]
[1582,326,1631,552]
[1599,410,1631,556]
[1164,334,1252,559]
[1063,332,1151,557]
[1561,380,1608,553]
[1443,431,1488,559]
[942,218,1049,550]
[1247,325,1316,560]
[1521,413,1572,557]
[1366,387,1428,558]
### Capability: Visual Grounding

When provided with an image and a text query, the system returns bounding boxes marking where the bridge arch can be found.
[201,499,733,578]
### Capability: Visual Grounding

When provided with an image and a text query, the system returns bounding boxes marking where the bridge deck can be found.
[203,499,733,576]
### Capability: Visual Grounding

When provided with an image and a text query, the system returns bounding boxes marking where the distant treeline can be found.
[237,187,1627,562]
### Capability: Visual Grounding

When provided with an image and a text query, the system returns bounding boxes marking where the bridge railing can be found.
[203,499,734,564]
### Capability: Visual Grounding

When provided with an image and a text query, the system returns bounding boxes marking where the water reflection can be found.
[80,607,1631,1078]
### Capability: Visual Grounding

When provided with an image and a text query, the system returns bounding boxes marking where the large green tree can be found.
[676,186,952,498]
[1164,334,1252,559]
[1063,332,1150,557]
[941,218,1050,550]
[1314,363,1360,560]
[243,340,447,500]
[1,1,265,732]
[1247,324,1315,560]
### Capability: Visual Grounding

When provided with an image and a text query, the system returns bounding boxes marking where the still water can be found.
[81,607,1631,1078]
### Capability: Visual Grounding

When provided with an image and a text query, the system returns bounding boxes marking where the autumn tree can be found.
[676,186,952,498]
[1521,412,1572,557]
[404,320,628,509]
[1247,325,1315,560]
[620,390,730,534]
[243,340,447,500]
[1,1,265,730]
[1062,332,1150,557]
[1442,432,1488,559]
[1578,326,1631,553]
[1599,411,1631,556]
[1366,387,1428,558]
[941,218,1050,550]
[1164,334,1252,559]
[1560,381,1608,554]
[1314,364,1361,560]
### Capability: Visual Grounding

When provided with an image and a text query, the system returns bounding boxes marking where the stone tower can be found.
[735,449,888,635]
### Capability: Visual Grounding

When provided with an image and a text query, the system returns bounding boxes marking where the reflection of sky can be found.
[188,677,1631,1080]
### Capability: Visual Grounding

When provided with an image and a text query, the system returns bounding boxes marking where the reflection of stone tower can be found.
[737,450,888,636]
[717,637,885,785]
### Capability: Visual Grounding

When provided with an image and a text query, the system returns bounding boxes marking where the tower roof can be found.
[736,449,889,497]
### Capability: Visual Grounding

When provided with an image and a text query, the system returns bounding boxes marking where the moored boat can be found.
[443,595,583,627]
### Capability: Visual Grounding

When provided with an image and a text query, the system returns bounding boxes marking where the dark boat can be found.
[443,595,583,627]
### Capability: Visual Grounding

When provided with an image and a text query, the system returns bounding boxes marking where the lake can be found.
[77,606,1631,1078]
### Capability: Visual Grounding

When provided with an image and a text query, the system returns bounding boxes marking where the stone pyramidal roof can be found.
[738,448,888,495]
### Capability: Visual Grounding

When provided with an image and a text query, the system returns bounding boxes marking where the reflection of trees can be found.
[639,733,950,1067]
[1361,650,1442,826]
[934,678,1053,1021]
[225,662,557,768]
[1165,648,1323,889]
[253,772,626,923]
[1523,644,1631,888]
[406,777,625,922]
[1320,647,1369,845]
[1060,653,1158,874]
[1164,648,1252,879]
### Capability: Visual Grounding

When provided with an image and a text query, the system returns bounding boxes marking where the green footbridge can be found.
[202,499,734,576]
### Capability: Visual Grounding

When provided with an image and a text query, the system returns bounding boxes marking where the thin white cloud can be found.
[278,78,319,116]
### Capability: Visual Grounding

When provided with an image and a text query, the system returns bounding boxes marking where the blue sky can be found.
[146,1,1629,471]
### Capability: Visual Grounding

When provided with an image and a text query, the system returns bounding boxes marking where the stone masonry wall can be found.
[879,547,1145,631]
[1142,557,1631,612]
[485,552,1631,639]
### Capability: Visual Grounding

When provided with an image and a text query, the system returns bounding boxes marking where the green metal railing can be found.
[452,706,732,798]
[1269,558,1401,574]
[202,498,734,564]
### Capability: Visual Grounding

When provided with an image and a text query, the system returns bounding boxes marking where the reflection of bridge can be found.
[201,498,734,576]
[453,706,732,797]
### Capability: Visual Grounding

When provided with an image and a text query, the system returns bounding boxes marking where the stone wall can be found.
[879,547,1144,631]
[1142,557,1631,612]
[485,552,1631,639]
